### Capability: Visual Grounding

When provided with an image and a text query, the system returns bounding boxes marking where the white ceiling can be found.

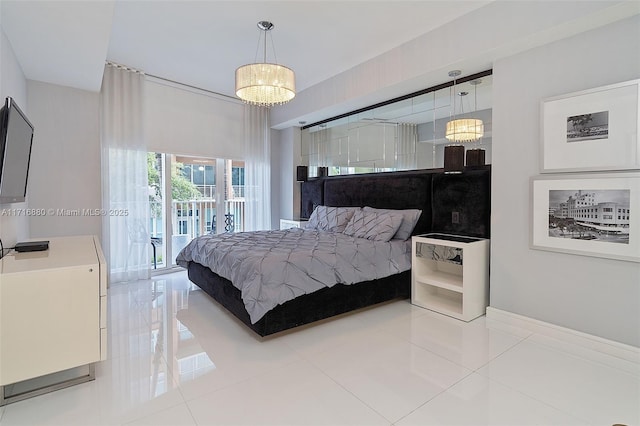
[1,1,491,95]
[2,1,638,128]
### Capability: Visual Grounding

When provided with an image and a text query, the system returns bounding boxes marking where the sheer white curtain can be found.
[100,63,150,283]
[310,127,329,170]
[396,123,417,170]
[244,105,271,231]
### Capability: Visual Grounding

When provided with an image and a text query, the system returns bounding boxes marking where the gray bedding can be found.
[176,228,411,324]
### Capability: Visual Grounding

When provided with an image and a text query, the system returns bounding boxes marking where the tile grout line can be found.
[279,335,393,422]
[474,333,602,425]
[392,366,479,426]
[474,368,593,425]
[302,357,394,425]
[382,319,537,424]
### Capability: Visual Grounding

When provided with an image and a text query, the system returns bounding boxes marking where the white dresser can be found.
[0,235,107,405]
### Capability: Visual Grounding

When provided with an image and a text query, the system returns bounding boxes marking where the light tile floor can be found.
[1,270,638,426]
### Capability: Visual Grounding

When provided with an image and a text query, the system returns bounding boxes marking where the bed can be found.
[177,167,491,336]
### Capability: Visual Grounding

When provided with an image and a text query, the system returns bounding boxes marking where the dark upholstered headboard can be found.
[430,170,491,238]
[301,166,491,238]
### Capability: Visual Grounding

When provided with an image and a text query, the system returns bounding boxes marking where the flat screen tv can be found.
[0,97,34,204]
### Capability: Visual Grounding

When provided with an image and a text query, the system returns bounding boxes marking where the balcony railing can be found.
[172,198,245,235]
[193,185,245,199]
[149,196,245,268]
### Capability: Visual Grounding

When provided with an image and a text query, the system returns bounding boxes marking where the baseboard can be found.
[486,307,639,364]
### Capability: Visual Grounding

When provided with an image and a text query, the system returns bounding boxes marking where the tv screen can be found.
[0,97,34,204]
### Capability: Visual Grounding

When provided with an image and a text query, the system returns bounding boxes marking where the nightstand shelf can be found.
[414,270,463,293]
[279,219,308,230]
[411,233,489,321]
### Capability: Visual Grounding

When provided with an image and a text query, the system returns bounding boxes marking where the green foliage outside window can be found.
[147,153,202,215]
[172,162,202,201]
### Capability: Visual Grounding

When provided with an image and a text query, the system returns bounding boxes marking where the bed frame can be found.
[185,166,491,336]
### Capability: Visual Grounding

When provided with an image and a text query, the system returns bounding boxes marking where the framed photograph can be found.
[541,79,639,172]
[531,173,640,262]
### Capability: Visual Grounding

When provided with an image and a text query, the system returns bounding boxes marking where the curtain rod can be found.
[105,60,145,74]
[105,60,239,101]
[146,73,239,102]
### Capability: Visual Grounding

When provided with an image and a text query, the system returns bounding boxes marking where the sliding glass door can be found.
[148,152,245,271]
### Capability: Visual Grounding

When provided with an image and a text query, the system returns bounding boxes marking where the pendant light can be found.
[445,70,484,142]
[235,21,296,107]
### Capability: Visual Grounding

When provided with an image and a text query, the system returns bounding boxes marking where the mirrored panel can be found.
[301,72,492,176]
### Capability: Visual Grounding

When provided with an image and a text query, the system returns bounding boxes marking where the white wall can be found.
[0,26,29,246]
[26,80,102,240]
[270,129,284,230]
[271,126,302,228]
[491,15,640,347]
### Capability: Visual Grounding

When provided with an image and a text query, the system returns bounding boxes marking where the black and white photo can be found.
[531,174,640,263]
[566,111,609,142]
[541,79,640,172]
[548,189,629,244]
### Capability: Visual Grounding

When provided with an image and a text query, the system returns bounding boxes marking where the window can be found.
[148,153,245,270]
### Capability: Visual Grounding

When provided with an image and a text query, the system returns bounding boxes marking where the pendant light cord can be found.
[253,22,278,64]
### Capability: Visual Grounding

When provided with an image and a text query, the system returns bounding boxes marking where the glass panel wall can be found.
[301,72,492,176]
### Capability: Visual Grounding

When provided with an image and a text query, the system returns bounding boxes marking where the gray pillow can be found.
[362,206,422,240]
[305,206,360,232]
[343,209,403,242]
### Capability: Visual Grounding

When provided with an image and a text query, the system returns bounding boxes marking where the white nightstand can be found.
[279,219,308,230]
[411,233,490,321]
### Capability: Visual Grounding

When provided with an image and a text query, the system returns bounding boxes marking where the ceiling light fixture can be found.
[235,21,296,107]
[445,70,484,142]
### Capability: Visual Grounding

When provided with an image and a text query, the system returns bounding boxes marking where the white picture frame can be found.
[541,79,640,173]
[531,173,640,263]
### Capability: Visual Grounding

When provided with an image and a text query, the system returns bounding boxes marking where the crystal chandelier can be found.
[445,70,484,142]
[235,21,296,107]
